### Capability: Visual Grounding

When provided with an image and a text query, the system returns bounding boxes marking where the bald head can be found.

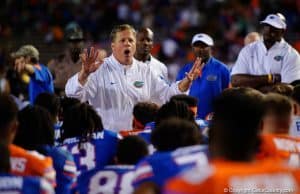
[137,27,153,36]
[135,27,154,61]
[244,32,260,45]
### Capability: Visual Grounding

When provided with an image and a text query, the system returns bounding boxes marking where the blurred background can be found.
[0,0,299,80]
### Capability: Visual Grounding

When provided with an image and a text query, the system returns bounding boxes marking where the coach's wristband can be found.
[267,74,273,84]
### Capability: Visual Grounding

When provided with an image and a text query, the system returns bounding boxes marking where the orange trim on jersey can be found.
[119,128,144,137]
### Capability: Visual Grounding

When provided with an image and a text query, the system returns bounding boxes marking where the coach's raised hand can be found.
[185,57,203,81]
[78,47,100,85]
[178,57,204,92]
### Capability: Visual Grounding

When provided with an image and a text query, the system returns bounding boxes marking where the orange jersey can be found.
[164,159,300,194]
[9,144,56,186]
[119,128,144,137]
[257,134,300,166]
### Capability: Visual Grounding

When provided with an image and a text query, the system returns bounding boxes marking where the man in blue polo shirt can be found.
[11,45,54,104]
[176,33,230,119]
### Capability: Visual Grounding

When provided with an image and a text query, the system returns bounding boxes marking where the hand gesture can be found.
[78,47,101,84]
[185,57,204,82]
[80,47,100,76]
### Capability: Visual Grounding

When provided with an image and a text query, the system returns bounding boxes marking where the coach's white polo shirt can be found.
[65,54,183,132]
[231,39,300,83]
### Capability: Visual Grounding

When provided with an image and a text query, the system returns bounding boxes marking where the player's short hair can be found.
[292,85,300,105]
[267,83,293,97]
[60,102,104,146]
[170,94,198,107]
[14,105,55,150]
[264,93,292,118]
[263,93,292,134]
[34,92,60,122]
[133,102,159,126]
[58,97,81,121]
[209,87,265,161]
[0,94,18,134]
[155,100,195,126]
[0,142,10,173]
[110,24,136,42]
[117,136,149,165]
[152,118,201,151]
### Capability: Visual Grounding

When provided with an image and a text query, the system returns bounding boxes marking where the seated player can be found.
[34,92,62,145]
[133,118,208,194]
[290,85,300,137]
[0,142,54,194]
[119,101,159,143]
[77,136,149,194]
[0,94,56,186]
[58,102,120,175]
[258,93,300,167]
[164,88,300,194]
[14,105,77,194]
[170,94,210,141]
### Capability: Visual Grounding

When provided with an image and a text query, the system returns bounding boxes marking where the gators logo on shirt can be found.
[206,75,217,81]
[274,55,283,61]
[134,81,144,88]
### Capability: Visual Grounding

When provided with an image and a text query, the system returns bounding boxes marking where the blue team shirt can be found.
[176,57,230,119]
[77,165,135,194]
[29,64,54,104]
[40,145,76,194]
[142,121,209,144]
[54,122,62,146]
[59,130,120,175]
[133,145,209,188]
[0,173,53,194]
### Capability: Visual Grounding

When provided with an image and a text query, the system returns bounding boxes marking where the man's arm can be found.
[231,74,281,88]
[78,47,100,85]
[65,47,100,99]
[291,80,300,86]
[14,57,35,75]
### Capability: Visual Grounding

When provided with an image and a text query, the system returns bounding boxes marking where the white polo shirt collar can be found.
[109,54,138,74]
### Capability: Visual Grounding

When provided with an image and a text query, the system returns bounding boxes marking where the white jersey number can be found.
[88,170,134,194]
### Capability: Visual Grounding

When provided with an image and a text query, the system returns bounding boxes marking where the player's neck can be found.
[135,53,150,62]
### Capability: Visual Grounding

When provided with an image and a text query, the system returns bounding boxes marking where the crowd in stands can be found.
[1,0,299,70]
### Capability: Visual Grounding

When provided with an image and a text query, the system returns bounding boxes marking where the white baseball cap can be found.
[191,33,214,46]
[260,14,286,29]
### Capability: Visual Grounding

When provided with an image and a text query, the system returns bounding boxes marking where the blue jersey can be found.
[195,118,209,144]
[59,130,120,175]
[133,145,209,188]
[137,121,156,144]
[77,165,135,194]
[142,121,208,145]
[0,173,54,194]
[29,64,54,104]
[176,57,230,119]
[54,121,62,146]
[40,145,77,194]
